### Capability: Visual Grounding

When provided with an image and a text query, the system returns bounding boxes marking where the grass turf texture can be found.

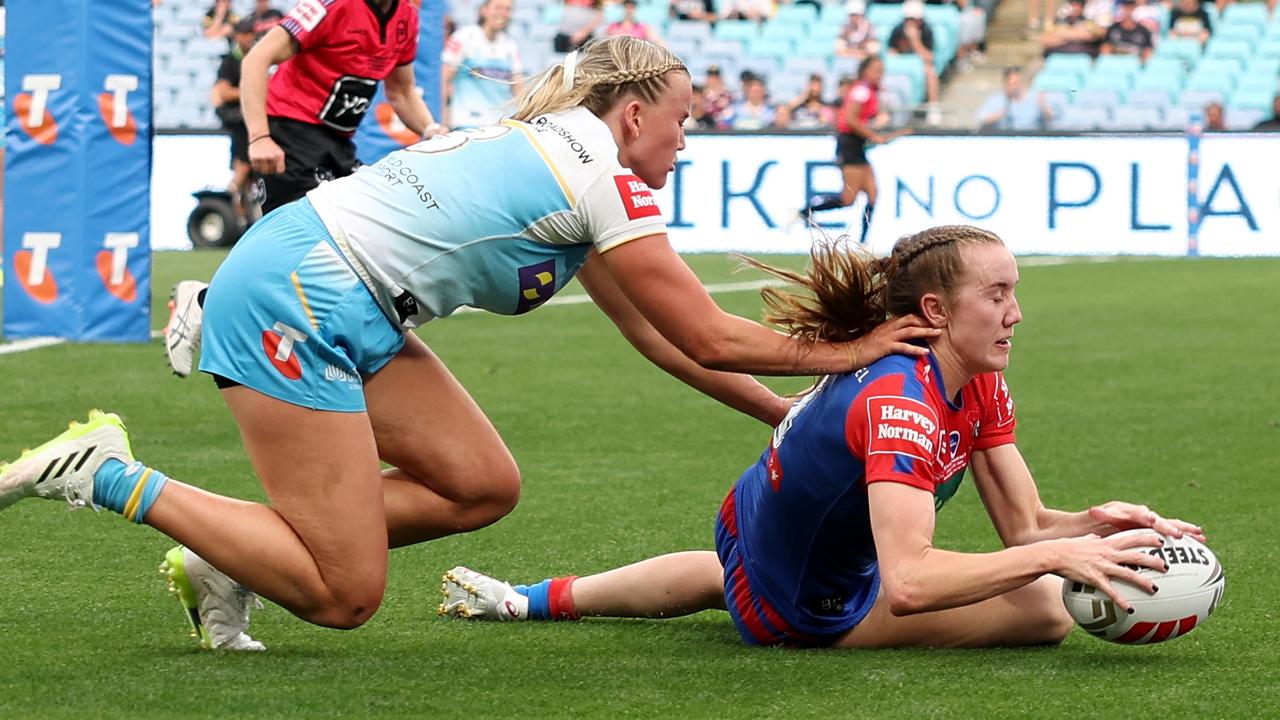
[0,251,1277,719]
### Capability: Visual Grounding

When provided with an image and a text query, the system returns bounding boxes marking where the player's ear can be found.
[919,292,948,327]
[622,99,644,140]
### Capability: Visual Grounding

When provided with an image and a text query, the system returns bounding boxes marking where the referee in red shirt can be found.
[242,0,445,213]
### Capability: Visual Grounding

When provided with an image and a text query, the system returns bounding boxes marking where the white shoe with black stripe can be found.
[0,410,134,511]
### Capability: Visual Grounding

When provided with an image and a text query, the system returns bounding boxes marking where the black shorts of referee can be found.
[261,116,359,213]
[836,133,870,167]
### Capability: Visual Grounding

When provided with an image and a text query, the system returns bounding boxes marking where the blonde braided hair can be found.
[511,36,688,122]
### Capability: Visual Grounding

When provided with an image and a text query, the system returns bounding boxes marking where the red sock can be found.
[548,576,580,621]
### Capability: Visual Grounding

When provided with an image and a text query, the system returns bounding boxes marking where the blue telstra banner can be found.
[354,0,445,164]
[3,0,153,342]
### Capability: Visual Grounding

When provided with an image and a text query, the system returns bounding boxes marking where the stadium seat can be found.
[1033,72,1084,94]
[867,5,904,30]
[1221,2,1270,27]
[1257,37,1280,58]
[819,2,850,26]
[1196,56,1245,76]
[1107,106,1163,130]
[1230,87,1278,110]
[794,40,839,58]
[776,3,818,25]
[750,37,796,63]
[761,20,808,42]
[1236,72,1280,95]
[1154,38,1202,68]
[1074,87,1124,108]
[880,74,915,106]
[702,38,748,63]
[1051,105,1110,130]
[1143,56,1188,80]
[635,4,667,26]
[1084,70,1133,92]
[667,20,713,45]
[1179,88,1226,109]
[540,4,563,25]
[1185,70,1236,95]
[1094,54,1142,80]
[1204,39,1253,66]
[1225,106,1267,129]
[885,54,927,101]
[782,56,831,77]
[666,37,701,62]
[1127,88,1175,110]
[714,20,760,44]
[1159,106,1192,130]
[1214,23,1263,45]
[1042,53,1093,78]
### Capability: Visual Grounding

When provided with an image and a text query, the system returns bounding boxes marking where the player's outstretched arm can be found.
[241,26,297,175]
[970,445,1205,545]
[578,252,789,426]
[595,235,938,377]
[384,63,439,137]
[868,480,1167,612]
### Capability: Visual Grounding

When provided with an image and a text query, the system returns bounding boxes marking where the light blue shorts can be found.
[199,199,406,412]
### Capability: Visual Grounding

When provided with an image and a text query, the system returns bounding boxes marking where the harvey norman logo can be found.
[867,396,938,459]
[613,174,661,220]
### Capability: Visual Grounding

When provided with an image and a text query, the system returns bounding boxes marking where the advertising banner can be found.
[4,0,152,341]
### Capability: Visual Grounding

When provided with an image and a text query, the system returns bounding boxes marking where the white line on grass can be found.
[0,256,1126,356]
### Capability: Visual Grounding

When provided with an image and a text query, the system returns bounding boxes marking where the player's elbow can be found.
[679,333,736,371]
[882,576,930,616]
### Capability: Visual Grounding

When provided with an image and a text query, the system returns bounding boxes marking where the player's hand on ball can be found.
[1088,501,1206,543]
[845,315,941,367]
[1051,531,1167,612]
[250,137,286,175]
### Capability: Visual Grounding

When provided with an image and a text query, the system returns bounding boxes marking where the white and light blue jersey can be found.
[307,107,668,327]
[442,25,523,128]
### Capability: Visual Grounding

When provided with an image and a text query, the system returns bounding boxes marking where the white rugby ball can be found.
[1061,529,1225,644]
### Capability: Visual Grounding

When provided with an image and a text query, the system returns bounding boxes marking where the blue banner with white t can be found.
[3,0,152,341]
[353,0,445,164]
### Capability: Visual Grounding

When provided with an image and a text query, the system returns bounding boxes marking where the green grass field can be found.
[1,251,1278,719]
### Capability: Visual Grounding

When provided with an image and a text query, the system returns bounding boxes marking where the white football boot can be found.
[163,280,208,378]
[160,546,266,651]
[439,566,529,621]
[0,410,134,511]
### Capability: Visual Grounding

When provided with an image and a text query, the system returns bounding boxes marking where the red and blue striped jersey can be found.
[726,351,1016,637]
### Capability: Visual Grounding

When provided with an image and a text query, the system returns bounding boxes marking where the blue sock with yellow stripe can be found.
[92,458,170,524]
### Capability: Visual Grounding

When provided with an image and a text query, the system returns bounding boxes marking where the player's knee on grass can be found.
[304,581,387,630]
[1016,576,1074,645]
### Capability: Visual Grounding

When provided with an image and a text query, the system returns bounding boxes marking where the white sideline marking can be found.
[0,257,1124,356]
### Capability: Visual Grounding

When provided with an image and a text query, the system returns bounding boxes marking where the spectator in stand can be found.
[954,0,990,68]
[685,85,718,129]
[724,72,777,129]
[1168,0,1212,45]
[720,0,775,23]
[888,0,941,125]
[203,0,239,45]
[608,0,661,42]
[443,0,524,129]
[701,65,737,126]
[1203,101,1226,130]
[1101,0,1154,62]
[1129,0,1163,36]
[1040,0,1105,58]
[835,0,881,60]
[786,73,837,129]
[245,0,284,37]
[1253,96,1280,131]
[556,0,604,52]
[670,0,716,23]
[211,19,259,224]
[975,67,1054,130]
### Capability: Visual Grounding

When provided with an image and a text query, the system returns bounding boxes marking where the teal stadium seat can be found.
[782,56,831,77]
[885,54,926,103]
[867,5,904,30]
[1214,23,1263,44]
[1074,88,1125,108]
[1155,38,1202,68]
[1084,70,1132,93]
[1204,39,1254,65]
[1221,2,1270,27]
[635,4,667,27]
[1180,87,1226,109]
[761,20,808,42]
[1197,56,1244,75]
[775,3,818,26]
[1143,56,1188,80]
[1230,87,1278,110]
[1128,88,1176,110]
[1236,71,1279,94]
[819,2,849,26]
[750,37,797,63]
[1185,70,1236,95]
[1257,37,1280,58]
[667,20,713,45]
[714,20,761,44]
[1108,106,1164,130]
[807,22,841,46]
[1094,54,1142,80]
[1034,71,1085,94]
[1042,53,1093,79]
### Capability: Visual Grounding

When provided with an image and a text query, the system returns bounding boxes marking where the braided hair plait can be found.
[884,225,1004,317]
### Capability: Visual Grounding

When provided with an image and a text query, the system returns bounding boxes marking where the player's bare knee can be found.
[308,587,385,630]
[1024,576,1073,644]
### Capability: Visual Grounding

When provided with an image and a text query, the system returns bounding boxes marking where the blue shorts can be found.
[715,490,878,648]
[199,199,405,412]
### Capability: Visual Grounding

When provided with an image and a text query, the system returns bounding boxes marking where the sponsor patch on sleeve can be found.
[866,395,939,462]
[286,0,328,32]
[612,174,662,220]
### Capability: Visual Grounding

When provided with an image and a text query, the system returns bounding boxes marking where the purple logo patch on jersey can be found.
[516,259,557,314]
